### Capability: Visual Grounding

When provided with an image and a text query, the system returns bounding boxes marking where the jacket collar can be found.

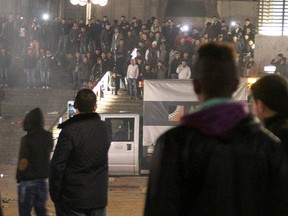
[181,102,250,136]
[58,112,101,129]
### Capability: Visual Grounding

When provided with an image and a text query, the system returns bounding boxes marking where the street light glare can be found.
[99,0,108,6]
[79,0,88,6]
[42,13,49,21]
[70,0,108,6]
[91,0,100,4]
[70,0,79,5]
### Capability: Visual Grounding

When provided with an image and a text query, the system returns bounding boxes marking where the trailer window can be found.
[105,118,135,142]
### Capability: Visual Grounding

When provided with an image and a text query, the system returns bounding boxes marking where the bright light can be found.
[70,0,79,5]
[42,13,49,21]
[247,77,259,85]
[91,0,100,4]
[231,21,236,26]
[99,0,108,6]
[131,48,137,59]
[259,0,288,35]
[79,0,88,6]
[181,25,189,32]
[70,0,108,6]
[264,65,276,74]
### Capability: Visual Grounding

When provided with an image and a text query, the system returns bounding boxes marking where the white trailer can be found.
[67,79,250,176]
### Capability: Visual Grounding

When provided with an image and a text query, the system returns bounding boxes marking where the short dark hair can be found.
[74,89,96,113]
[251,75,288,115]
[194,42,239,98]
[278,53,284,58]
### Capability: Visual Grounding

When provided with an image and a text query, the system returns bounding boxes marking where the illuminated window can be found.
[258,0,288,35]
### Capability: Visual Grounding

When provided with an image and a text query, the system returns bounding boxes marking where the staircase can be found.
[0,87,144,165]
[0,53,144,165]
[97,90,143,115]
[0,87,77,165]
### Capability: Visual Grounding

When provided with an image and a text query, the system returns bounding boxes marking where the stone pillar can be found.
[59,0,66,19]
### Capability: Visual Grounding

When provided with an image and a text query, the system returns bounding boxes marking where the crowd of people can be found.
[14,42,288,216]
[0,13,257,91]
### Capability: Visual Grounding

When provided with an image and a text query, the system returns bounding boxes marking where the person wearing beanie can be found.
[251,74,288,156]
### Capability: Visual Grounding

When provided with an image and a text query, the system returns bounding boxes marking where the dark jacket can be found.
[16,108,53,182]
[49,113,111,210]
[24,55,37,69]
[0,52,11,69]
[264,114,288,157]
[100,28,112,44]
[145,102,288,216]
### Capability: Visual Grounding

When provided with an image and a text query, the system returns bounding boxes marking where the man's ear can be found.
[254,99,266,114]
[93,104,97,112]
[193,79,201,95]
[256,99,267,113]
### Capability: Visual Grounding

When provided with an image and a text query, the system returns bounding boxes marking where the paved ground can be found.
[0,164,147,216]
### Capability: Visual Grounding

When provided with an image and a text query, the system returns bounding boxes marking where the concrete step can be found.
[0,87,77,165]
[0,85,144,166]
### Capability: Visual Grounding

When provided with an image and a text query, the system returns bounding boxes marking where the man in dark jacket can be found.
[144,42,288,216]
[49,88,111,216]
[251,74,288,157]
[16,107,53,216]
[100,23,112,52]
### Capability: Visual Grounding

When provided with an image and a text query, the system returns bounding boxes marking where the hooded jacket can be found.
[144,101,288,216]
[16,108,53,182]
[49,112,111,210]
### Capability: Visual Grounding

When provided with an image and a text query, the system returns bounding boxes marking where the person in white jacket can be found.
[176,60,191,79]
[127,59,139,99]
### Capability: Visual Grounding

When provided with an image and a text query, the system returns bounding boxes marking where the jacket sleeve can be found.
[268,141,288,214]
[144,131,183,216]
[16,137,29,182]
[49,129,74,202]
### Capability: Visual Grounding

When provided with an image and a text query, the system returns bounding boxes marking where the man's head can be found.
[251,75,288,120]
[193,42,239,101]
[74,89,97,113]
[277,53,284,60]
[130,59,136,65]
[245,18,250,26]
[181,60,187,67]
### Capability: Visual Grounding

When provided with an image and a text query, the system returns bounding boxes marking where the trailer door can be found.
[101,114,140,175]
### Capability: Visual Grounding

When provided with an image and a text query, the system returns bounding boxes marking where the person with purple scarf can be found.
[144,42,288,216]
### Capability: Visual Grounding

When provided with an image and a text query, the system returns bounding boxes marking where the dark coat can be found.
[24,55,37,69]
[264,114,288,157]
[16,108,53,182]
[0,52,11,69]
[49,113,111,210]
[145,102,288,216]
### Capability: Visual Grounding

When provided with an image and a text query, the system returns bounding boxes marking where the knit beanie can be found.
[251,75,288,115]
